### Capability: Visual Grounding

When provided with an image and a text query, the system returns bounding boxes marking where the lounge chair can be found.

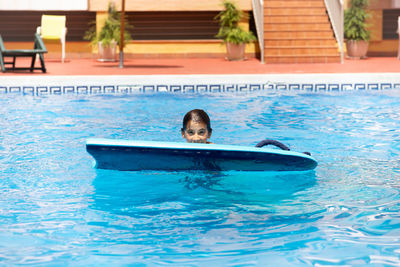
[0,33,48,73]
[37,15,67,63]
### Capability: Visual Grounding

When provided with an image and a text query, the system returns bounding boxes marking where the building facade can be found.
[1,0,399,60]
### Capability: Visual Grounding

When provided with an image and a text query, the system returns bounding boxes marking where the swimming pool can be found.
[0,75,399,266]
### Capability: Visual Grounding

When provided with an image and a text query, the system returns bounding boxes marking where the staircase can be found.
[264,0,341,63]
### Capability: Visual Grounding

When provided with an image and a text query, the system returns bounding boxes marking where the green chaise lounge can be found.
[0,33,47,73]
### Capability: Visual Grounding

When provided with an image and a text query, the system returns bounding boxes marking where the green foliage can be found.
[222,27,257,44]
[84,2,133,47]
[344,0,370,41]
[215,1,242,28]
[215,0,256,44]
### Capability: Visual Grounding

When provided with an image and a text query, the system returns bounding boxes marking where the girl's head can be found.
[181,109,212,143]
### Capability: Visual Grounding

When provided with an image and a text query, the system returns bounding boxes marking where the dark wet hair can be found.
[182,109,212,132]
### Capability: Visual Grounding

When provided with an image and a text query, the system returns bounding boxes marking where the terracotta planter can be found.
[346,40,369,59]
[226,42,246,61]
[97,41,117,62]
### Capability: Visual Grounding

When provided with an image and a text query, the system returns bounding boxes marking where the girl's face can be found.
[181,120,211,143]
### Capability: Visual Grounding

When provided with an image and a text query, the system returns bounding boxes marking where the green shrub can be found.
[84,2,133,47]
[344,0,370,41]
[215,0,256,45]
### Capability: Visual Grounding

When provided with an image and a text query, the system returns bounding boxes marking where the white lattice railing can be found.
[324,0,344,63]
[251,0,264,63]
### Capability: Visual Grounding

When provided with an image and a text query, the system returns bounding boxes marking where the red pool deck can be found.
[1,56,400,76]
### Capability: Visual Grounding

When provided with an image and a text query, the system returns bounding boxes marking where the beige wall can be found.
[366,1,398,56]
[346,0,400,9]
[86,1,256,58]
[92,9,256,57]
[89,0,252,11]
[344,0,398,56]
[367,10,382,42]
[368,0,400,9]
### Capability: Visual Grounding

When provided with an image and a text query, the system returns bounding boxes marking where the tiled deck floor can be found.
[1,56,400,76]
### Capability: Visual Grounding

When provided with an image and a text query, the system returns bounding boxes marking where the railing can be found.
[251,0,264,63]
[324,0,344,63]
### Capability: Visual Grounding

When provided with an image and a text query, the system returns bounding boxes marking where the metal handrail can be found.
[251,0,264,63]
[324,0,344,63]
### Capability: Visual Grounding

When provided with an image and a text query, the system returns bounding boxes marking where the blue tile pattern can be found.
[0,82,399,95]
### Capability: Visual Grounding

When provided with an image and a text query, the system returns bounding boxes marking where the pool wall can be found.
[1,73,400,95]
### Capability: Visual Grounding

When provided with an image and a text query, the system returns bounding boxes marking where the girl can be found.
[181,109,213,144]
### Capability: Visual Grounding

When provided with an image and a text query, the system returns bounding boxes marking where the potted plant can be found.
[215,0,256,61]
[344,0,370,59]
[84,2,132,61]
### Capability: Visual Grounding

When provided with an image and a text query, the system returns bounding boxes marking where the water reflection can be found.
[91,170,317,216]
[89,169,320,262]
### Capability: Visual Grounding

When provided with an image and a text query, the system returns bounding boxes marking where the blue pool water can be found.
[0,90,399,266]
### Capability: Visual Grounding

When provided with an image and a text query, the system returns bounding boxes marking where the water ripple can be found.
[0,91,399,265]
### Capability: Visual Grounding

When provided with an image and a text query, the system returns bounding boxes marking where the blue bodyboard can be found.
[86,138,317,171]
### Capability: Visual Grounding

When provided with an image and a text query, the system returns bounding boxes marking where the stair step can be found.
[265,54,341,58]
[264,22,332,31]
[264,7,327,16]
[264,56,341,64]
[264,15,329,24]
[262,0,339,64]
[265,46,339,56]
[265,0,325,8]
[264,39,337,46]
[264,31,334,39]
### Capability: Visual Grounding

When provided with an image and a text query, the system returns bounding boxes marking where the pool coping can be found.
[1,73,400,95]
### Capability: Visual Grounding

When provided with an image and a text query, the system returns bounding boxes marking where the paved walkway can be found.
[1,57,400,76]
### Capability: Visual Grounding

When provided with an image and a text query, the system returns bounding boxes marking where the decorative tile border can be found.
[0,82,399,96]
[0,74,400,96]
